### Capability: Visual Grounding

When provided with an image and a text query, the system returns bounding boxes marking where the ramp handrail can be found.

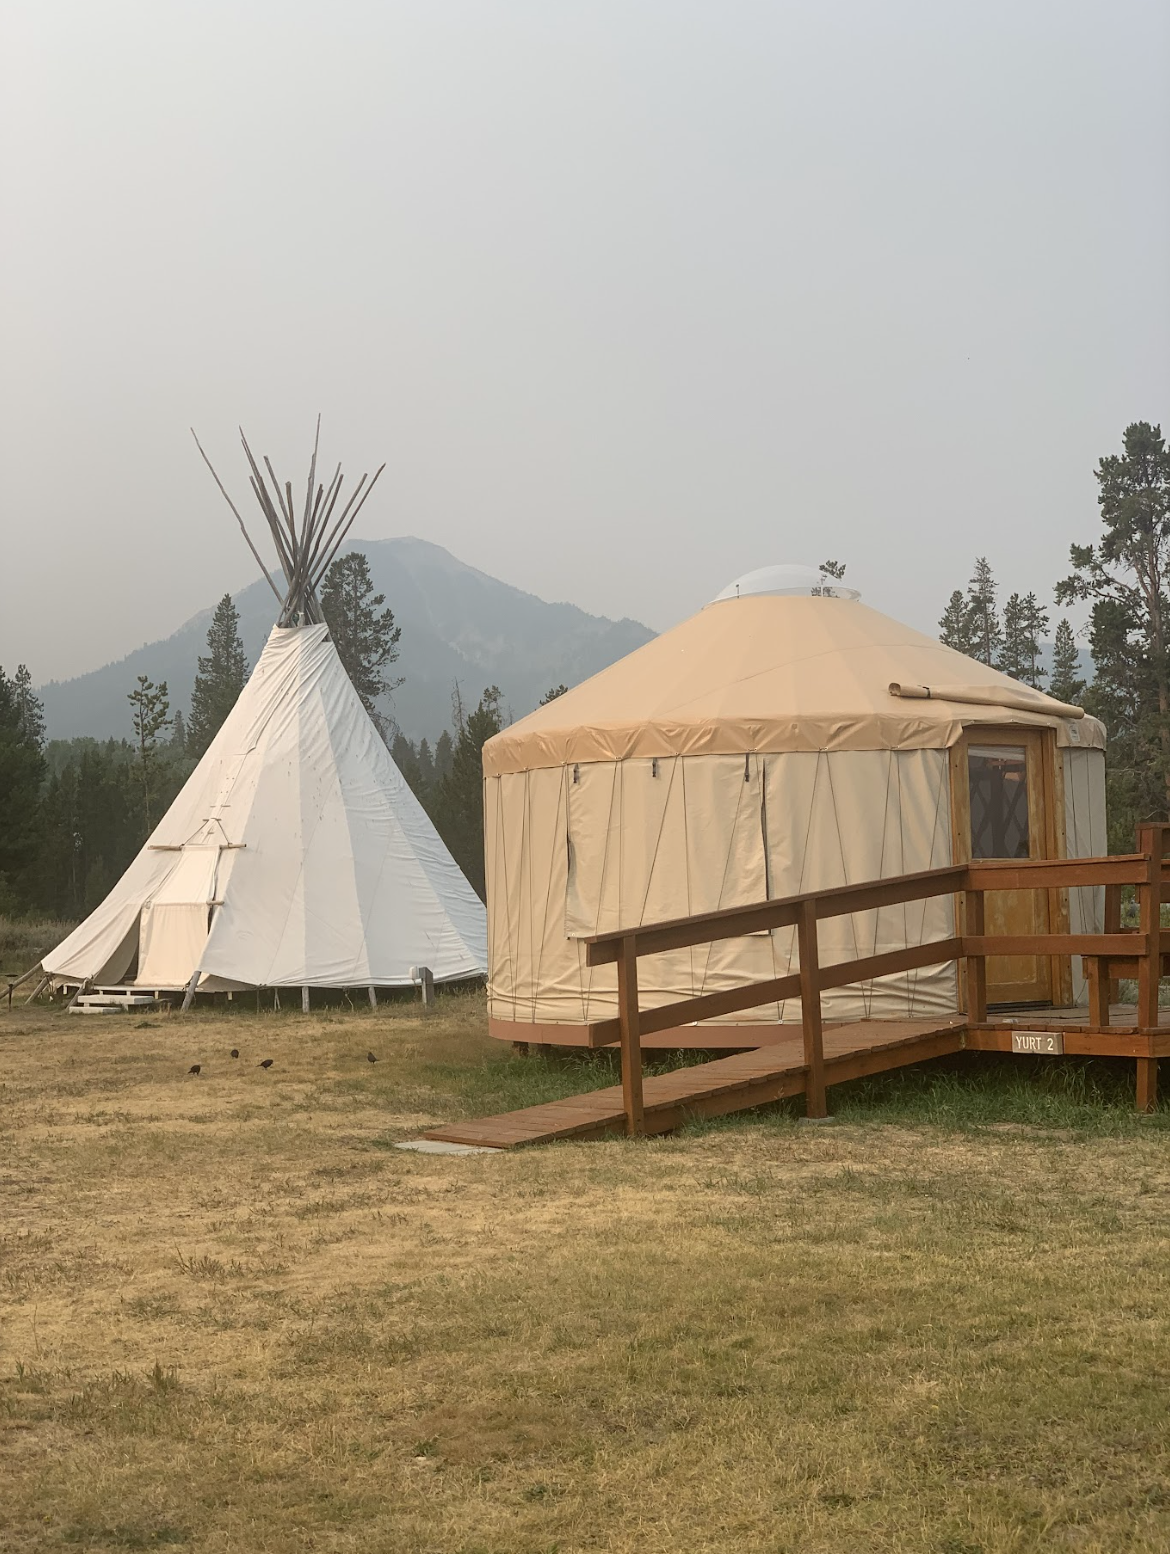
[582,824,1170,1135]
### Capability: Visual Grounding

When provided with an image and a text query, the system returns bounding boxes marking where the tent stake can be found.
[23,975,50,1006]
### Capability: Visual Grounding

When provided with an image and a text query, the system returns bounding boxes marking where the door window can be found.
[967,745,1030,860]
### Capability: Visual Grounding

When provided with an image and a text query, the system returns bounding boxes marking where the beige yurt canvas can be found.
[483,566,1106,1048]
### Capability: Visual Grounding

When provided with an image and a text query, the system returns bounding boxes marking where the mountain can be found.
[37,537,656,744]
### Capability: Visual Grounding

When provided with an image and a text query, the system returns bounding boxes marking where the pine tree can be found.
[188,594,248,757]
[998,593,1028,681]
[1056,421,1170,836]
[428,687,504,898]
[540,685,570,705]
[433,729,454,782]
[996,592,1049,687]
[938,590,975,655]
[171,709,187,753]
[417,737,436,789]
[1049,618,1086,705]
[321,552,402,730]
[127,676,171,830]
[1021,592,1050,688]
[0,665,46,909]
[966,557,1002,666]
[391,732,426,798]
[13,664,45,748]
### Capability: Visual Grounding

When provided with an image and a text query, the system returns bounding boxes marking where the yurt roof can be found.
[484,584,1104,776]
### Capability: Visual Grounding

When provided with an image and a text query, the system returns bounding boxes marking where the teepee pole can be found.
[191,431,283,605]
[180,969,199,1012]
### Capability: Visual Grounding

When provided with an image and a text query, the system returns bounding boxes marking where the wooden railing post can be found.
[1135,825,1163,1029]
[1087,955,1110,1030]
[1134,823,1164,1114]
[796,899,827,1118]
[1103,882,1122,1009]
[963,887,987,1024]
[615,935,645,1136]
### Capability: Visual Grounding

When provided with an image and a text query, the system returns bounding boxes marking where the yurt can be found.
[483,565,1106,1048]
[40,426,487,1005]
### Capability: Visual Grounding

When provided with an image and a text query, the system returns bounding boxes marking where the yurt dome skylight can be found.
[710,563,861,603]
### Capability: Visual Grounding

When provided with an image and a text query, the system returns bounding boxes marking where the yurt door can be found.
[952,729,1056,1007]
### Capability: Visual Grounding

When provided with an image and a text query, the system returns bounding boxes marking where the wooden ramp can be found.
[424,1017,966,1149]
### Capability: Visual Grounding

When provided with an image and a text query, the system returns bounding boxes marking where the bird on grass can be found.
[230,1048,239,1059]
[187,1064,201,1076]
[367,1051,377,1064]
[258,1058,274,1069]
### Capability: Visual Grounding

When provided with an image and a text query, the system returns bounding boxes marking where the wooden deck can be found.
[430,832,1170,1147]
[424,1006,1170,1150]
[424,1016,966,1148]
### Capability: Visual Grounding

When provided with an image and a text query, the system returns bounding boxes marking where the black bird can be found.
[188,1064,201,1076]
[258,1058,274,1069]
[230,1048,239,1059]
[367,1051,377,1064]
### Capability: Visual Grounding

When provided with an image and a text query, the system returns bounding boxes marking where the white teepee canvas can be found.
[44,623,487,992]
[43,421,487,996]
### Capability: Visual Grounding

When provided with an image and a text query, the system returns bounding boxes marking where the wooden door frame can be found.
[950,726,1072,1011]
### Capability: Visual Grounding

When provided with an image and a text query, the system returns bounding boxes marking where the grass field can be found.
[2,991,1170,1552]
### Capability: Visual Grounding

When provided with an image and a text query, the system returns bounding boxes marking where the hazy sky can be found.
[3,0,1168,683]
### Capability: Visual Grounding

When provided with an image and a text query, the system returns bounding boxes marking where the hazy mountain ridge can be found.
[37,536,656,743]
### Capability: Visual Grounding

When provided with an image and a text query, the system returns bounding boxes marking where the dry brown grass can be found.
[2,993,1170,1552]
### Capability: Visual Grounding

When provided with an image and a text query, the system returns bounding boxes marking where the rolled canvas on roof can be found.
[44,625,487,990]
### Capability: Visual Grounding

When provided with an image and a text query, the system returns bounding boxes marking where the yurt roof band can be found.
[483,595,1105,775]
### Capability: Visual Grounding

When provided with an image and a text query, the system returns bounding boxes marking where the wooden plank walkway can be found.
[424,1016,967,1149]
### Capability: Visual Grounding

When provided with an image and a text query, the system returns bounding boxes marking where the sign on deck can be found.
[1011,1031,1065,1056]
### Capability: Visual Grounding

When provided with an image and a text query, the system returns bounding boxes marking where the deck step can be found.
[70,989,164,1014]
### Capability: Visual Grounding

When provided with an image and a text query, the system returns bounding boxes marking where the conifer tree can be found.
[417,737,436,789]
[171,709,187,753]
[320,552,402,731]
[966,557,1002,666]
[1057,421,1170,830]
[938,590,973,655]
[428,687,503,898]
[998,591,1049,687]
[127,676,171,830]
[391,732,426,798]
[188,594,248,757]
[1021,592,1050,688]
[1049,619,1086,705]
[540,684,570,705]
[13,664,45,748]
[998,593,1028,681]
[0,665,46,908]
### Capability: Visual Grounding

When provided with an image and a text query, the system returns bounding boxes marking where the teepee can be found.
[42,423,487,1003]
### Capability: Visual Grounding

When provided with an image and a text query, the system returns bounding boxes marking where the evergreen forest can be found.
[1,421,1167,937]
